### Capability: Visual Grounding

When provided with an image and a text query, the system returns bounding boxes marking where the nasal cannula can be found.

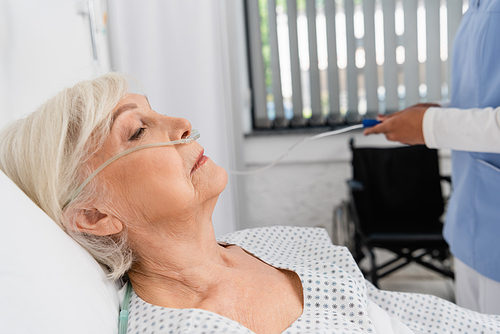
[63,120,380,210]
[62,129,201,210]
[116,118,380,334]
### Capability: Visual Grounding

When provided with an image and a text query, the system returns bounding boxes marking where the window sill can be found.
[243,128,451,165]
[244,124,357,138]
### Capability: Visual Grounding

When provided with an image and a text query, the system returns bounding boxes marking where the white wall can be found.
[0,0,108,127]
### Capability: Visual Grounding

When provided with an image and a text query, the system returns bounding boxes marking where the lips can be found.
[191,149,208,174]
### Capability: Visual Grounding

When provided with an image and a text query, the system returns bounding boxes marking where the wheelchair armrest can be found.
[440,175,451,184]
[347,179,364,191]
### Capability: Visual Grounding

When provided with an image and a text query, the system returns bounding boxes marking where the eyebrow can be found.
[111,103,138,129]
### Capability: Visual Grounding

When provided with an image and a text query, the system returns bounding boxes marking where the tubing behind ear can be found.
[119,281,133,334]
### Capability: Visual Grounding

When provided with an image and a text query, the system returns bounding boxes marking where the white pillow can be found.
[0,170,119,334]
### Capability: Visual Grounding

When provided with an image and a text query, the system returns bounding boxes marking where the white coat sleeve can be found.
[422,106,500,153]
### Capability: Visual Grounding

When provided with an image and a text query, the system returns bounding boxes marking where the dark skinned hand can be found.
[363,103,440,145]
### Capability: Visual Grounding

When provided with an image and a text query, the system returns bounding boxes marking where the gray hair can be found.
[0,73,133,281]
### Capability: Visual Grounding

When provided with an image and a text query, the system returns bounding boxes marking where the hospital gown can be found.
[127,226,500,334]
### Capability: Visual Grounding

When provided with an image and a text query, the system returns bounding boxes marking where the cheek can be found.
[102,156,192,218]
[101,153,228,224]
[123,170,195,219]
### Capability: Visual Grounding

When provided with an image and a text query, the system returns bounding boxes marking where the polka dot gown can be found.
[127,226,500,334]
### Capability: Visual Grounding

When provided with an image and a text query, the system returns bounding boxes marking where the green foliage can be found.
[258,0,272,89]
[276,0,287,7]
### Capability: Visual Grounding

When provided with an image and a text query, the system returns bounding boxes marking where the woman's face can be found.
[91,93,227,234]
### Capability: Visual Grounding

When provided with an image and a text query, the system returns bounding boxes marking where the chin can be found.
[196,159,228,200]
[200,165,228,209]
[214,164,229,193]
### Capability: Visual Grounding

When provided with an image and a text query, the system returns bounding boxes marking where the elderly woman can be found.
[1,74,499,334]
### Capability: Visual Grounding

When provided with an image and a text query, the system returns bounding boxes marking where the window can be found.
[245,0,467,130]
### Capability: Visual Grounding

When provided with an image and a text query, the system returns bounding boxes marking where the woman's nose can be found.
[165,116,192,141]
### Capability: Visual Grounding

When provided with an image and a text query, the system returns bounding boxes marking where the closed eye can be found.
[129,127,146,141]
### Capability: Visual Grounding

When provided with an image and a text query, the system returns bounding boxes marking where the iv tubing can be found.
[230,124,363,176]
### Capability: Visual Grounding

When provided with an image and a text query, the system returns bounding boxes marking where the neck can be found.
[126,206,236,308]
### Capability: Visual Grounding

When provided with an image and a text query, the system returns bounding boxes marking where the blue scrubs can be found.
[445,0,500,282]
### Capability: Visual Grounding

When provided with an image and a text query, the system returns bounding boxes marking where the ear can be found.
[72,208,123,236]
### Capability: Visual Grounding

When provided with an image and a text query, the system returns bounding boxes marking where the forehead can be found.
[114,93,149,111]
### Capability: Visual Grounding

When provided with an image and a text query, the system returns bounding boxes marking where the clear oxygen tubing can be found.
[61,129,201,210]
[118,281,133,334]
[62,120,380,208]
[229,124,364,176]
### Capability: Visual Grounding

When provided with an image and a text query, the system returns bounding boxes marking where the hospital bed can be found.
[0,170,120,334]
